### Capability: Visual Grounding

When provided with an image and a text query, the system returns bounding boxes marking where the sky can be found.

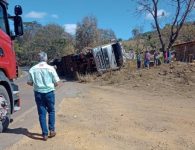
[8,0,195,40]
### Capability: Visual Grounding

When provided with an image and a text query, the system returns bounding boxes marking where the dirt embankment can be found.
[90,61,195,100]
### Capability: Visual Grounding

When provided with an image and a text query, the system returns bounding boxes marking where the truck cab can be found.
[92,42,124,73]
[0,0,23,132]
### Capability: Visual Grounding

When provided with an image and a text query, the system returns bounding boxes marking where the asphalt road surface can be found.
[0,73,82,150]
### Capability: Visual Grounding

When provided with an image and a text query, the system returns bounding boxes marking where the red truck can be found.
[0,0,23,132]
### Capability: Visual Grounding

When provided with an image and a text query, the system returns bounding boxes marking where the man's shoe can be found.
[43,135,48,141]
[49,131,56,138]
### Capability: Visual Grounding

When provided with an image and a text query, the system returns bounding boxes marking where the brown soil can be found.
[93,61,195,100]
[6,62,195,150]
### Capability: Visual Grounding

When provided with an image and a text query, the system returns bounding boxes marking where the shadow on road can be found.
[5,128,45,141]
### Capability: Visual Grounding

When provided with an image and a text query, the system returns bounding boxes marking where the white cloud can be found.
[51,14,59,19]
[137,6,144,11]
[64,24,77,35]
[146,9,169,20]
[146,13,154,20]
[25,11,47,19]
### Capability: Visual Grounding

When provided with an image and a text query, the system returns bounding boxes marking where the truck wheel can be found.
[0,85,11,133]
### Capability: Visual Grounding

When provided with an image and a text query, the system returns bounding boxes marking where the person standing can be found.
[136,51,142,69]
[145,50,151,69]
[154,50,159,66]
[27,52,60,141]
[163,50,168,63]
[168,50,172,63]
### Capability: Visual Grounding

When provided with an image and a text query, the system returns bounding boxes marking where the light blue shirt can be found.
[28,62,60,93]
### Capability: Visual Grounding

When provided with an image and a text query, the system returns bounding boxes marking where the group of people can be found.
[136,49,160,69]
[135,49,173,69]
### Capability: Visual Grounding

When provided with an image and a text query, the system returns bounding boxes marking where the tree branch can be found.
[167,0,194,50]
[152,0,165,51]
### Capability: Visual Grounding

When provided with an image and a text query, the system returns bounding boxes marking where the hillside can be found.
[80,61,195,100]
[123,22,195,51]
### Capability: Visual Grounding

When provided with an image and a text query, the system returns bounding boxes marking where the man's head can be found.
[38,51,48,62]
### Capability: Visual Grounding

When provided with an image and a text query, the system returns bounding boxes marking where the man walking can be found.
[27,52,60,141]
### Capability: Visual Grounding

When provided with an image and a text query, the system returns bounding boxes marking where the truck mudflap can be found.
[11,82,20,112]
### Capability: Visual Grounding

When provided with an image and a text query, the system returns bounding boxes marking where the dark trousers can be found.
[34,91,55,136]
[137,61,141,69]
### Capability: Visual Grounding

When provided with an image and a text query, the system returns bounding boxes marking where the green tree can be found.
[14,22,74,66]
[14,21,42,65]
[131,27,145,52]
[99,29,116,45]
[75,16,99,51]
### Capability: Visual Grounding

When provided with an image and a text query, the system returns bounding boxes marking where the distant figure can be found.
[154,50,159,66]
[163,50,168,63]
[136,52,142,69]
[27,52,60,141]
[129,49,135,60]
[168,50,172,63]
[144,50,151,69]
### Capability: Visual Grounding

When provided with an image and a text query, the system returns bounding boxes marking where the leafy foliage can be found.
[75,16,99,51]
[14,22,74,66]
[75,16,116,52]
[14,16,117,66]
[99,29,116,45]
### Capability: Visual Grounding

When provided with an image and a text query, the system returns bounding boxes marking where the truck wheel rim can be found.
[0,95,9,121]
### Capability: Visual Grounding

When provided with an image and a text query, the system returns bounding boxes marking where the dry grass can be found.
[78,61,195,88]
[77,73,98,83]
[78,61,195,100]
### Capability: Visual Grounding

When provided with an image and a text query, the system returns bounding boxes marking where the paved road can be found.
[0,73,83,150]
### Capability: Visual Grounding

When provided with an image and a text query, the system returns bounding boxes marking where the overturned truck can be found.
[53,42,124,79]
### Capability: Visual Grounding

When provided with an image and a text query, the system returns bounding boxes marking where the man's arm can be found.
[54,82,59,87]
[27,81,33,86]
[27,72,33,86]
[52,68,60,87]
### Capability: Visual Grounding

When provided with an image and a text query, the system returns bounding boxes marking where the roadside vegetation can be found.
[14,16,116,66]
[14,1,194,78]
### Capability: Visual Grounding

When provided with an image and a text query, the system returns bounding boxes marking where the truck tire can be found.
[0,85,11,132]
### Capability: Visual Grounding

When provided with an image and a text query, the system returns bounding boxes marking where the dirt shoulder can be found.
[6,80,195,150]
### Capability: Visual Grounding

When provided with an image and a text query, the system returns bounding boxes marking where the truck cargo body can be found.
[53,42,124,79]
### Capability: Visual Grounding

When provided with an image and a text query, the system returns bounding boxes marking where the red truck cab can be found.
[0,0,23,132]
